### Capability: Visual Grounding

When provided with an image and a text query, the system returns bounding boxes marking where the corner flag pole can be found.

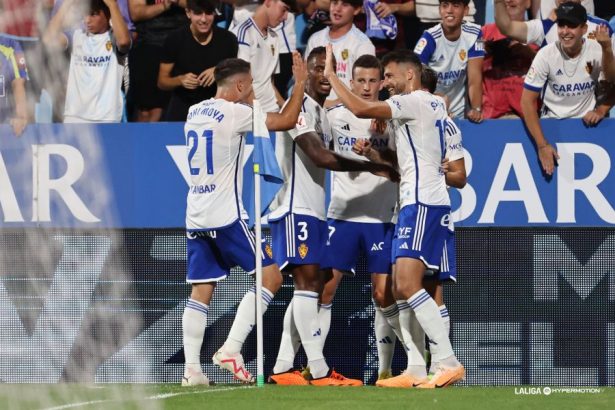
[253,163,265,387]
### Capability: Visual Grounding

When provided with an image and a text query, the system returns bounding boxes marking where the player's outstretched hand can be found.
[291,51,307,85]
[582,109,605,127]
[198,67,215,87]
[370,118,387,135]
[352,138,372,157]
[594,24,612,51]
[324,44,335,80]
[538,143,559,176]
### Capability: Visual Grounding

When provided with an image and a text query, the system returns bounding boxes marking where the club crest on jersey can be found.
[341,49,349,60]
[106,41,112,51]
[298,243,309,259]
[586,61,593,74]
[265,243,273,258]
[458,49,467,61]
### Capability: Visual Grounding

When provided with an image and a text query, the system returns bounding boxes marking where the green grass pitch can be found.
[1,385,613,410]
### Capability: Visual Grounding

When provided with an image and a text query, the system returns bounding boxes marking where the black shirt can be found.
[161,25,238,121]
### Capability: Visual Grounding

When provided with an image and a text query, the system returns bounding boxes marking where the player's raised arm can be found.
[266,51,308,131]
[323,45,392,120]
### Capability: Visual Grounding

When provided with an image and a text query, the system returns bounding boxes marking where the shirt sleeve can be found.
[468,30,485,59]
[523,48,549,92]
[233,103,254,133]
[287,111,316,140]
[414,31,437,64]
[385,94,420,122]
[357,37,376,57]
[444,118,464,161]
[525,19,550,47]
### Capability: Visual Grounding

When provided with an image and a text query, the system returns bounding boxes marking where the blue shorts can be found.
[269,213,327,270]
[186,219,275,283]
[392,203,451,270]
[321,219,394,275]
[424,230,456,282]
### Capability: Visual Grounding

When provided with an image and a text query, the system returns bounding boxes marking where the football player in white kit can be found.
[414,0,484,122]
[181,53,307,386]
[521,2,615,176]
[319,54,401,382]
[267,47,397,386]
[304,0,376,106]
[324,45,466,388]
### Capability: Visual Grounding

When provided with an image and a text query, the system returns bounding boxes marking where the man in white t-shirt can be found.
[231,0,294,112]
[521,2,615,176]
[43,0,131,123]
[496,0,614,49]
[181,55,307,385]
[414,0,485,122]
[305,0,376,105]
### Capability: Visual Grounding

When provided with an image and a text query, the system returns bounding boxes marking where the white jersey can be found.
[268,94,332,221]
[184,98,253,230]
[385,90,453,208]
[64,29,126,122]
[305,25,376,100]
[524,39,603,119]
[526,15,614,49]
[414,22,485,119]
[326,104,397,223]
[232,18,280,113]
[539,0,594,19]
[276,13,296,54]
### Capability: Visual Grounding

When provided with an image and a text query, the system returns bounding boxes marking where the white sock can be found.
[374,302,396,374]
[293,291,328,378]
[223,286,274,354]
[429,305,450,372]
[318,303,332,350]
[396,300,426,378]
[183,299,208,373]
[273,298,301,374]
[408,290,457,365]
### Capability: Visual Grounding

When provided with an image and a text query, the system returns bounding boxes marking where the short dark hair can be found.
[421,65,438,94]
[306,46,337,68]
[187,0,217,14]
[352,55,382,79]
[438,0,470,5]
[259,0,298,13]
[214,58,251,85]
[89,0,110,19]
[381,49,423,76]
[334,0,363,7]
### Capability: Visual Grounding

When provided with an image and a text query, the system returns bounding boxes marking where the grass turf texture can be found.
[0,385,612,410]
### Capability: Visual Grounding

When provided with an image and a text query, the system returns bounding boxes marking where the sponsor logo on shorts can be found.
[371,242,384,251]
[298,243,308,259]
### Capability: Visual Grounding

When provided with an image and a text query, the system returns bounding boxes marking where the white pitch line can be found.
[41,385,253,410]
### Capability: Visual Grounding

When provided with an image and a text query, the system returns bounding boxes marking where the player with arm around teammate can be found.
[181,53,307,386]
[324,45,465,388]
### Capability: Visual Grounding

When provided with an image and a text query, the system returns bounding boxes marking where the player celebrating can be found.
[320,54,400,382]
[181,53,307,386]
[324,45,465,388]
[267,46,397,386]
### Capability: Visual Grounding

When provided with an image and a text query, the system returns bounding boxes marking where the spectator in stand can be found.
[354,0,416,58]
[158,0,238,121]
[521,2,615,176]
[496,0,614,49]
[403,0,476,49]
[43,0,131,123]
[128,0,187,122]
[482,0,538,118]
[0,35,28,135]
[414,0,484,122]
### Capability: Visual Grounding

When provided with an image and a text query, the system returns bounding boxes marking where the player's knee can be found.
[372,287,386,306]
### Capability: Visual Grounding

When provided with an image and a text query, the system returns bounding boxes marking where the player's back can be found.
[184,98,253,230]
[386,90,451,209]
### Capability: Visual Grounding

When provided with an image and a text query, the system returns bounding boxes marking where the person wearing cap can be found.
[305,0,376,106]
[231,0,296,113]
[521,1,615,176]
[495,0,615,49]
[158,0,239,121]
[413,0,485,122]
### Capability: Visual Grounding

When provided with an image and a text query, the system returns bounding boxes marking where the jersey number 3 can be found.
[187,129,214,176]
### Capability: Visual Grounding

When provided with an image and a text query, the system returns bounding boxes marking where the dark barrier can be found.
[1,228,613,385]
